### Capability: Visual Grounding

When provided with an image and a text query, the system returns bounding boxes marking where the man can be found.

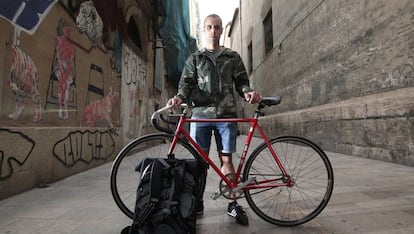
[168,14,262,225]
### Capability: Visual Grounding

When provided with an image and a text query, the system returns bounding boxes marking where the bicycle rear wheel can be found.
[110,133,205,219]
[243,135,334,226]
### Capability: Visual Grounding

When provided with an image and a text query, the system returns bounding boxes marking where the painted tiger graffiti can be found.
[75,0,105,51]
[80,88,119,128]
[8,46,42,122]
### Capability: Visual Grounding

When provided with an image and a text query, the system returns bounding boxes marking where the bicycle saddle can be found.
[260,96,282,106]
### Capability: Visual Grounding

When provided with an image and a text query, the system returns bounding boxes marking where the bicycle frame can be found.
[113,96,333,225]
[167,114,292,193]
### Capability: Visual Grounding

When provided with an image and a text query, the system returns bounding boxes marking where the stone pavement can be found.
[1,135,414,234]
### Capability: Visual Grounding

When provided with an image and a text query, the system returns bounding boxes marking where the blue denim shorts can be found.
[190,118,237,154]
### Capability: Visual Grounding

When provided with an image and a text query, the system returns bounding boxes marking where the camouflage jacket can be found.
[176,47,253,118]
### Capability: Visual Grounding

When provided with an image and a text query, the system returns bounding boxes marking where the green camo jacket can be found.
[176,47,253,118]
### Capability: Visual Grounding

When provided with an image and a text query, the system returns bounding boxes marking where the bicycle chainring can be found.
[219,174,244,200]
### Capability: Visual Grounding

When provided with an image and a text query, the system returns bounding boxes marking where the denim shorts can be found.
[190,118,237,154]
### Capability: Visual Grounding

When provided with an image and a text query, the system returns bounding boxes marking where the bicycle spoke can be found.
[243,136,333,226]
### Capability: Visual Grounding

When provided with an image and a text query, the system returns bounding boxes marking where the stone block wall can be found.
[233,0,414,165]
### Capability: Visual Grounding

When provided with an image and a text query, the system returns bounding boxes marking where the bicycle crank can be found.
[210,174,257,200]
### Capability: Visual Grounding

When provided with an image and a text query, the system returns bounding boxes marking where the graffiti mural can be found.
[122,45,147,138]
[123,48,147,86]
[126,89,140,138]
[53,130,115,167]
[8,45,42,122]
[0,1,122,128]
[52,18,76,120]
[75,0,106,52]
[0,128,35,180]
[80,87,119,128]
[0,0,58,35]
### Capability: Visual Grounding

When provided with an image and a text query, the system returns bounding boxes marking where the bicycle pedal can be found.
[210,191,221,200]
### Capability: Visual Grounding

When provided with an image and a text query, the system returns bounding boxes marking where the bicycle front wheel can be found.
[110,133,204,219]
[243,136,334,226]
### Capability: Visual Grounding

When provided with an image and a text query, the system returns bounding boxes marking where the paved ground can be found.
[1,135,414,234]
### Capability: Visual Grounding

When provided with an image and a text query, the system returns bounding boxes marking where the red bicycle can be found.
[110,96,334,226]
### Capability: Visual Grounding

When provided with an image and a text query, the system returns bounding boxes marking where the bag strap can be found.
[134,159,166,226]
[170,160,192,231]
[170,161,185,203]
[150,159,167,202]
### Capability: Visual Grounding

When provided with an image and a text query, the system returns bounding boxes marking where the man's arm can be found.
[233,53,252,97]
[233,53,262,104]
[169,55,197,106]
[178,55,198,102]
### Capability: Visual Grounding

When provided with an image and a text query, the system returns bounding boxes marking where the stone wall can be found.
[232,0,414,165]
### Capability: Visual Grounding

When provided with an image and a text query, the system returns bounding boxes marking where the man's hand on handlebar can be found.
[167,96,183,107]
[244,91,262,104]
[168,92,262,107]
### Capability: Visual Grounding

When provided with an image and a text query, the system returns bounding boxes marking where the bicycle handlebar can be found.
[150,96,282,133]
[151,104,189,134]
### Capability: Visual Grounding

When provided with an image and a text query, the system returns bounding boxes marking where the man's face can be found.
[204,16,223,42]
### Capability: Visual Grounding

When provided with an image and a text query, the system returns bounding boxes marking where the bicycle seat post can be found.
[254,104,266,118]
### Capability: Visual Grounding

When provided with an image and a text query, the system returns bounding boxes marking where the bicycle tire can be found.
[110,133,206,219]
[243,135,334,226]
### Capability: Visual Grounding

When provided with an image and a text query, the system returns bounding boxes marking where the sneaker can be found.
[227,201,249,225]
[196,200,204,215]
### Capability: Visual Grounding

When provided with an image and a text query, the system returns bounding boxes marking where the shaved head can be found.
[204,14,222,27]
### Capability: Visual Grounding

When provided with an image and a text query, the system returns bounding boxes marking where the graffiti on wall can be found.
[124,54,147,86]
[0,128,35,180]
[8,45,42,122]
[80,87,119,128]
[0,0,58,35]
[125,89,141,138]
[75,0,106,52]
[53,129,115,167]
[1,1,122,128]
[52,18,76,120]
[122,46,147,138]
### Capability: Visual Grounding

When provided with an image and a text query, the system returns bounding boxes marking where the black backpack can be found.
[121,157,202,234]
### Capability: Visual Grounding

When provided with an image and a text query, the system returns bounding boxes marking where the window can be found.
[247,41,253,74]
[263,10,273,55]
[128,17,142,50]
